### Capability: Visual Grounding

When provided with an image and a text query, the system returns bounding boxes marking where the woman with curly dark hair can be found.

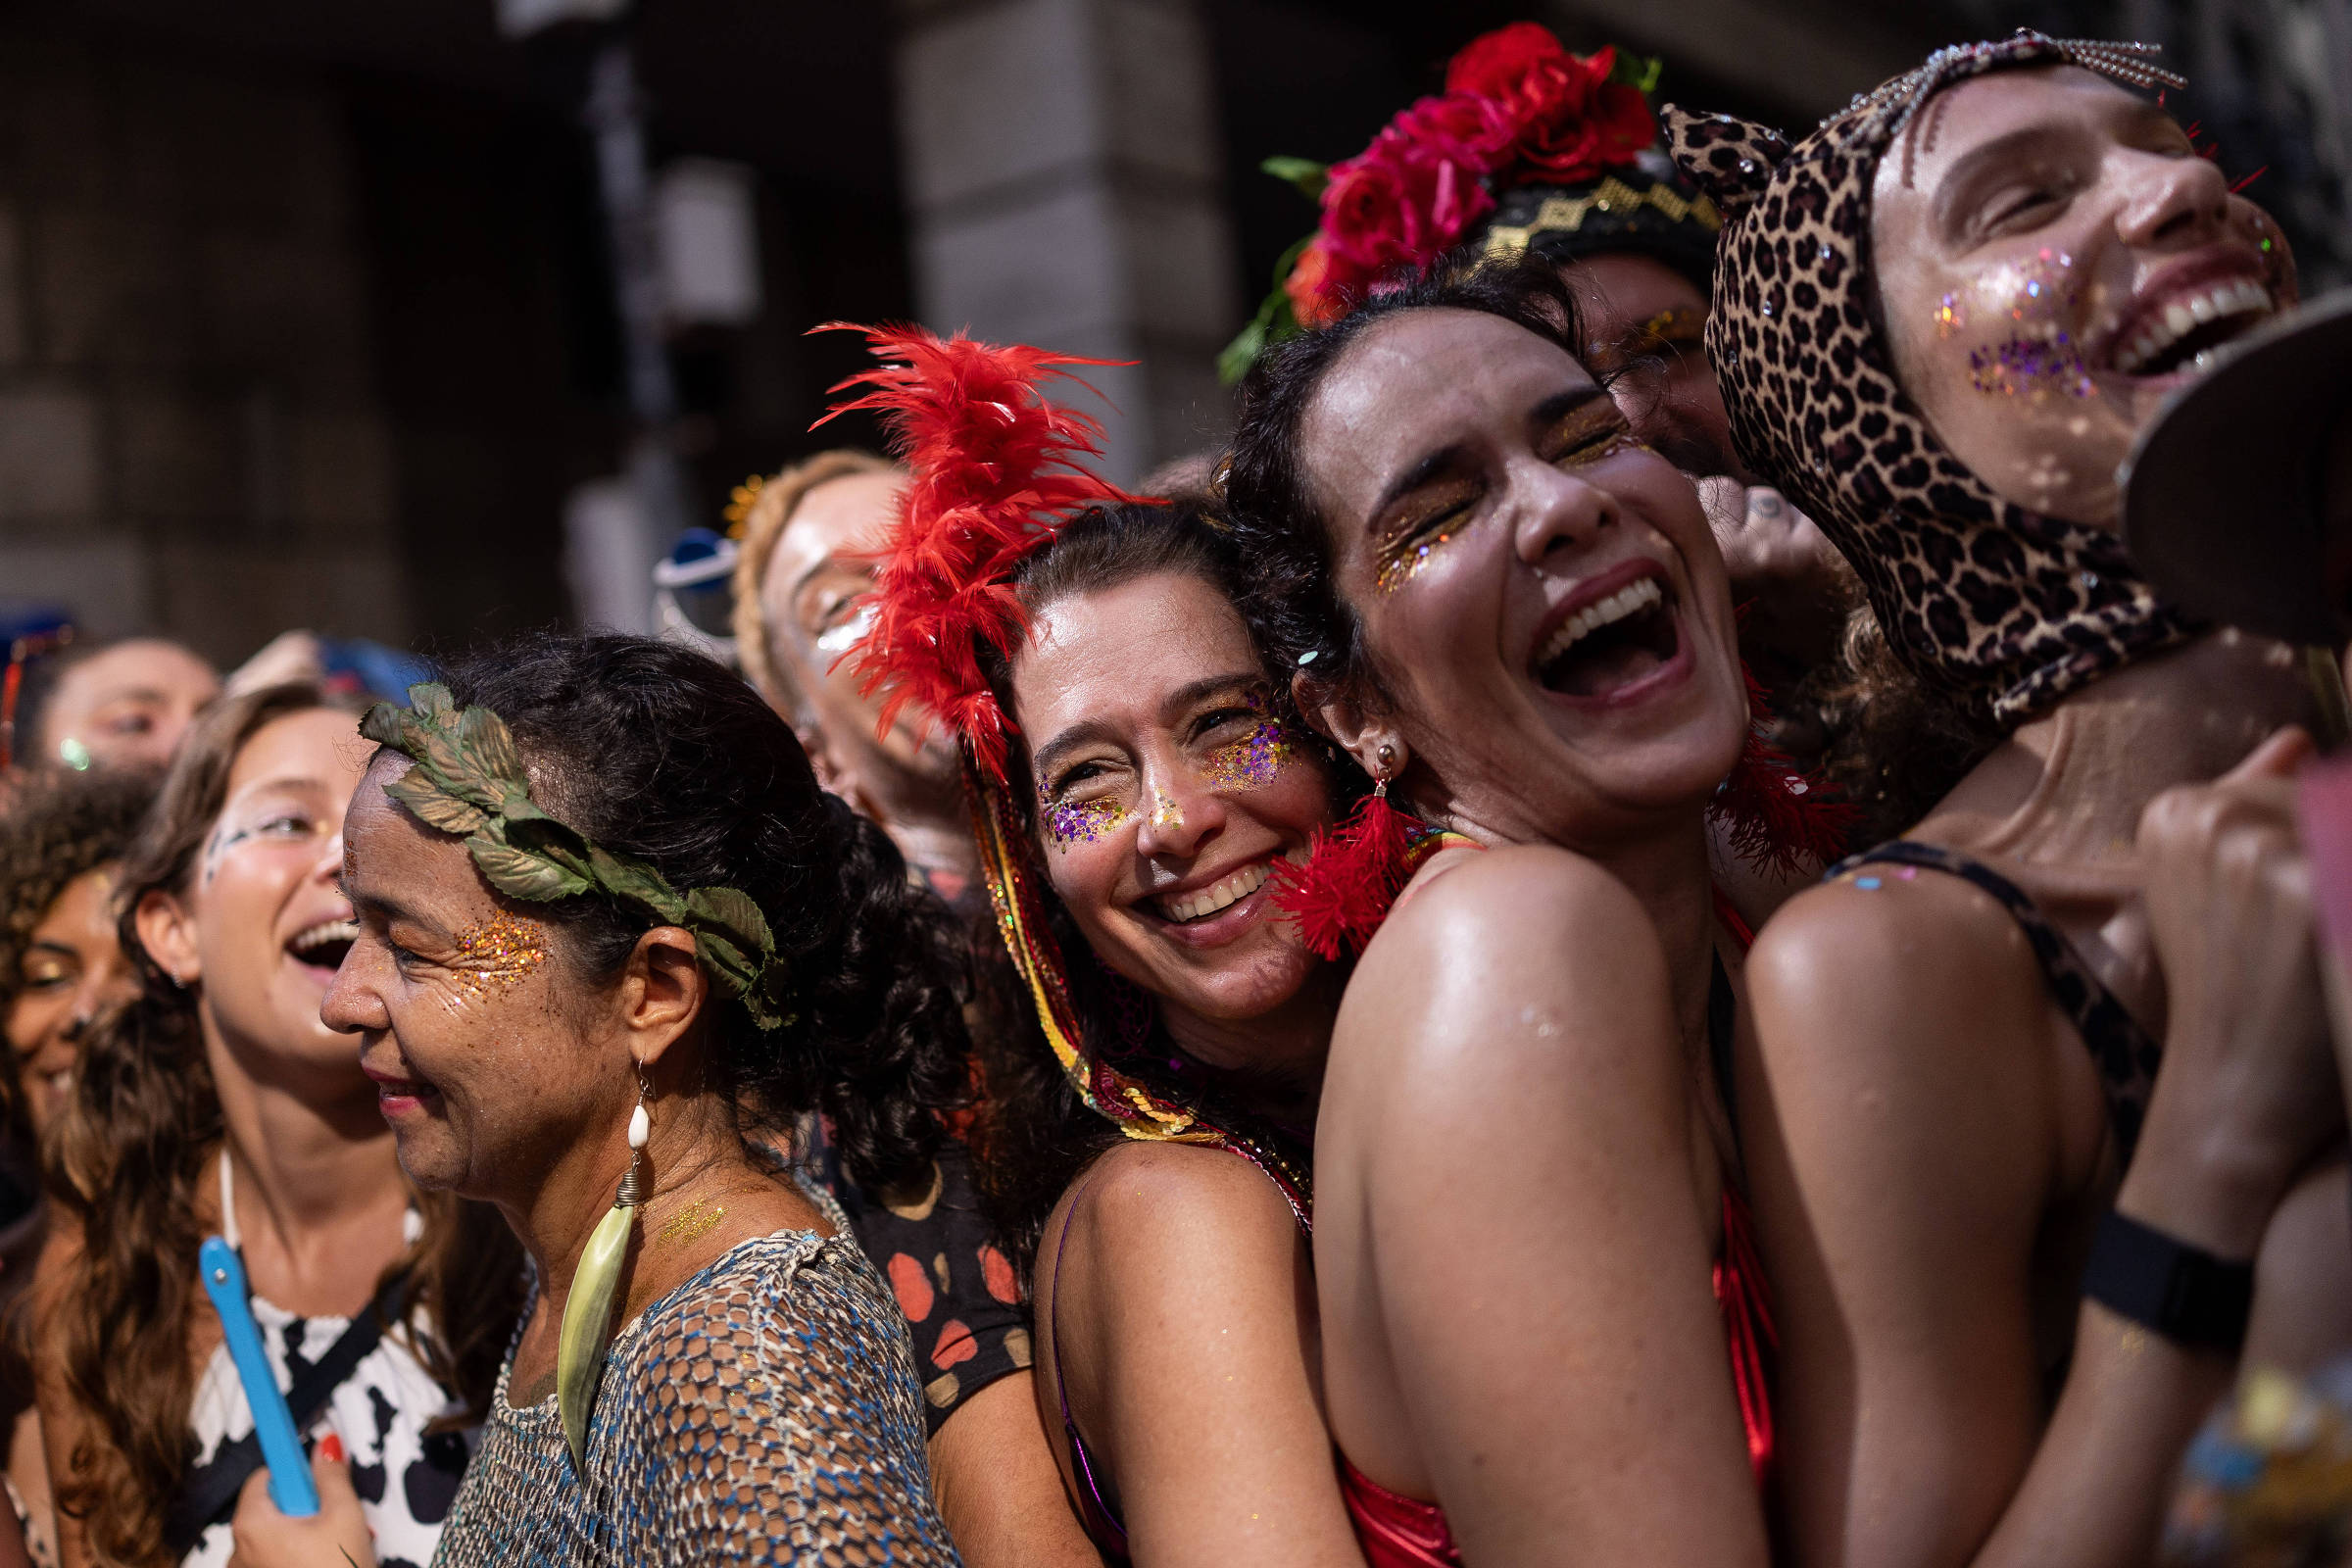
[29,682,524,1568]
[291,633,968,1566]
[826,323,1369,1566]
[0,766,155,1566]
[2,768,157,1136]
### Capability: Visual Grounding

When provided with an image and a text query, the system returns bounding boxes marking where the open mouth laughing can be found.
[1156,859,1272,924]
[2089,254,2278,382]
[1532,567,1686,703]
[287,917,357,979]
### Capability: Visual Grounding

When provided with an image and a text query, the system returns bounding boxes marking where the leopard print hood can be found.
[1663,33,2201,729]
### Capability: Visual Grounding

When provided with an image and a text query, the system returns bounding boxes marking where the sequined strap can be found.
[1713,1184,1778,1486]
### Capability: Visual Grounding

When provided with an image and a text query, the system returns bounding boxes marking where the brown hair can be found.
[41,682,523,1567]
[728,449,902,722]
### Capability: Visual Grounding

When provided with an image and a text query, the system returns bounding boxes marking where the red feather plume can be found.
[811,322,1139,782]
[1709,662,1855,875]
[1268,789,1419,960]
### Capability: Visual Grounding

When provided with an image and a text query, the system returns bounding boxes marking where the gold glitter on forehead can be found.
[450,912,548,1004]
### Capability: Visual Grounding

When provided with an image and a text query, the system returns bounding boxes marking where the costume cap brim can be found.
[2121,287,2352,647]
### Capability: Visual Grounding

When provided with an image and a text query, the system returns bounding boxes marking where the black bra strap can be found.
[1830,841,2161,1166]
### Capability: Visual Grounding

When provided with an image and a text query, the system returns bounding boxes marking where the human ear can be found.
[618,927,710,1075]
[135,887,200,988]
[1297,673,1404,782]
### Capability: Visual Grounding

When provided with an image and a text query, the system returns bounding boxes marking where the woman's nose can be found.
[1133,773,1225,859]
[2114,145,2232,251]
[1513,459,1619,568]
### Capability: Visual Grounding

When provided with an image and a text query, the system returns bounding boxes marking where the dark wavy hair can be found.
[432,632,973,1191]
[0,768,158,1093]
[42,682,525,1568]
[1219,257,1590,710]
[963,502,1331,1272]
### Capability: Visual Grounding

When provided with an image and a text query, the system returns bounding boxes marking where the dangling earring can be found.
[558,1061,651,1475]
[1267,739,1418,960]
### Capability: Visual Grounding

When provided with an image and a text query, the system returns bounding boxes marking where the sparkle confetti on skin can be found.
[1966,248,2095,402]
[658,1200,726,1248]
[1936,292,1966,338]
[448,912,548,1005]
[1042,795,1128,847]
[1376,523,1461,596]
[1201,721,1298,792]
[1151,792,1185,830]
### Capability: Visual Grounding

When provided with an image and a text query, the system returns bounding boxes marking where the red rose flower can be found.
[1316,93,1503,285]
[1445,24,1658,185]
[1286,236,1348,328]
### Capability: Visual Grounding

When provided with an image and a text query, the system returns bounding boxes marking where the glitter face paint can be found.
[447,912,548,1006]
[1150,792,1185,830]
[1200,720,1297,792]
[1042,796,1127,847]
[1963,247,2096,402]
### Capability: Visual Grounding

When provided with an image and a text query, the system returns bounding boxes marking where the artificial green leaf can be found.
[688,887,774,957]
[1608,51,1663,94]
[588,844,688,924]
[407,683,455,717]
[1260,155,1329,201]
[466,833,591,902]
[1216,318,1267,388]
[358,702,405,748]
[384,770,492,835]
[459,705,524,787]
[695,929,757,998]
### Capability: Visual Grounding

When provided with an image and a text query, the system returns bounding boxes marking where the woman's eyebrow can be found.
[1030,719,1123,781]
[1929,123,2059,230]
[1529,386,1610,429]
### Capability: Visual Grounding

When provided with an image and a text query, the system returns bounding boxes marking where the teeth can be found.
[2111,278,2274,372]
[291,917,358,956]
[1535,576,1665,670]
[1157,860,1272,923]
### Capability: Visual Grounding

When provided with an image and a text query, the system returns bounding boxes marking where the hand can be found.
[2128,726,2345,1253]
[1694,477,1849,666]
[225,1433,376,1568]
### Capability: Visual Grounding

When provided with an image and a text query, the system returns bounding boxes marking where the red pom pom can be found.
[1268,788,1419,960]
[1708,663,1855,875]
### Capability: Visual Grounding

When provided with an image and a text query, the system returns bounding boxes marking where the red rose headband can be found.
[1220,23,1677,380]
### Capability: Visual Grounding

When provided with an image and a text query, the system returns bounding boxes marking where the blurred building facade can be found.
[0,0,2340,663]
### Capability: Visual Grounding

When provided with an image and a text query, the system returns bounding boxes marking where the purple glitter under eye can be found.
[1043,796,1127,846]
[1201,721,1296,791]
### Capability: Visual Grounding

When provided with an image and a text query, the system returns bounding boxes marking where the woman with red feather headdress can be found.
[820,323,1370,1565]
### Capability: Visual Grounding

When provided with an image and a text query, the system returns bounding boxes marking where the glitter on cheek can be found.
[446,912,549,1007]
[1042,796,1128,847]
[1200,722,1298,791]
[1935,293,1966,338]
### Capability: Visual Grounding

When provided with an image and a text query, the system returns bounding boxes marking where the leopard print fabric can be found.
[1661,33,2203,729]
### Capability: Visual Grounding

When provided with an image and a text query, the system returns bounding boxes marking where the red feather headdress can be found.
[811,323,1253,1152]
[813,322,1139,781]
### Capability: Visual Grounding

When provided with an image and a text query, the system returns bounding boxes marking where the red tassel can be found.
[1269,788,1418,960]
[1709,663,1855,875]
[810,322,1140,783]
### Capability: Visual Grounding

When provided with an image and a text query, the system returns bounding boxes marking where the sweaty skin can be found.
[1742,66,2346,1568]
[1012,569,1357,1568]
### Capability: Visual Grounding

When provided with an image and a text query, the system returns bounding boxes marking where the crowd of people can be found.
[2,19,2350,1567]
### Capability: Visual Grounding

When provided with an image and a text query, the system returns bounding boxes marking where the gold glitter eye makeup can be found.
[448,912,548,1005]
[1043,795,1128,847]
[1544,401,1639,469]
[1375,517,1464,596]
[1201,720,1297,791]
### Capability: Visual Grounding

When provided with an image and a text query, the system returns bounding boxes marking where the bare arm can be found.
[929,1371,1105,1568]
[1747,737,2344,1568]
[1322,848,1769,1567]
[1037,1142,1362,1568]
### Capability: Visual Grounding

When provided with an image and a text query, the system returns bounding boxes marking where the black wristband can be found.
[2081,1208,2254,1352]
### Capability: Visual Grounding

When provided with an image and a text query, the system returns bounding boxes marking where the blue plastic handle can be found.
[197,1237,319,1518]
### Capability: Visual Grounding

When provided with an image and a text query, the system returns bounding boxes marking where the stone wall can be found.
[0,21,405,665]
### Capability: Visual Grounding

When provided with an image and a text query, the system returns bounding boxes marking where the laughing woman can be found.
[1218,259,1841,1565]
[31,683,523,1568]
[319,633,963,1566]
[1661,36,2348,1568]
[833,326,1362,1566]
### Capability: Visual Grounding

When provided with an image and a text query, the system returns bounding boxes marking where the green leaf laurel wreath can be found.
[359,683,793,1030]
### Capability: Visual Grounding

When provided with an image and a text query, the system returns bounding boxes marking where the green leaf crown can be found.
[360,683,792,1030]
